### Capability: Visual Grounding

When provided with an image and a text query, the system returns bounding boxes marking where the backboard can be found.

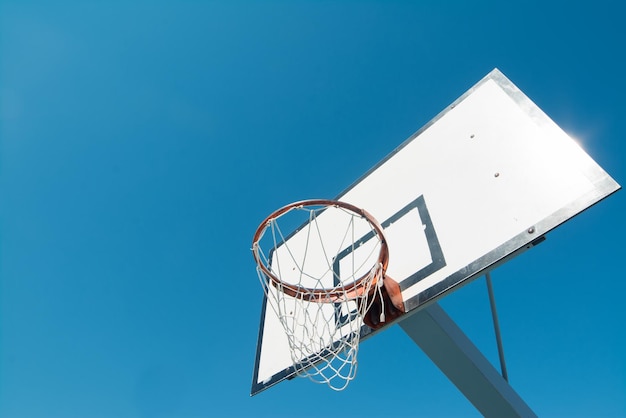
[251,68,620,395]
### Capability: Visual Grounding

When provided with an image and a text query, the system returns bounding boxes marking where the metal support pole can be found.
[399,303,536,417]
[486,272,509,382]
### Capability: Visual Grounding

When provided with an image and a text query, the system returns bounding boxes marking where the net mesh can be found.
[253,202,386,391]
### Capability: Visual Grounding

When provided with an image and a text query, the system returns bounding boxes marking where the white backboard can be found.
[251,69,620,395]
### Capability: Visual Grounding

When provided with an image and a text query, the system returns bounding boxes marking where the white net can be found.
[253,202,386,391]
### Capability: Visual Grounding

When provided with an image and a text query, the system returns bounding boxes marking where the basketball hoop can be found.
[252,199,405,390]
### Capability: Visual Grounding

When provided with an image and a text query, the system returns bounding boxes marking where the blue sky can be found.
[1,1,624,417]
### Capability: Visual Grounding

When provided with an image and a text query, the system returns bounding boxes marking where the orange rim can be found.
[252,199,389,302]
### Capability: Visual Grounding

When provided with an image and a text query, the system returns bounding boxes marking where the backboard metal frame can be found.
[251,68,620,395]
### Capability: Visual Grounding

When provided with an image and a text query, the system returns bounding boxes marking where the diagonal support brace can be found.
[399,303,536,417]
